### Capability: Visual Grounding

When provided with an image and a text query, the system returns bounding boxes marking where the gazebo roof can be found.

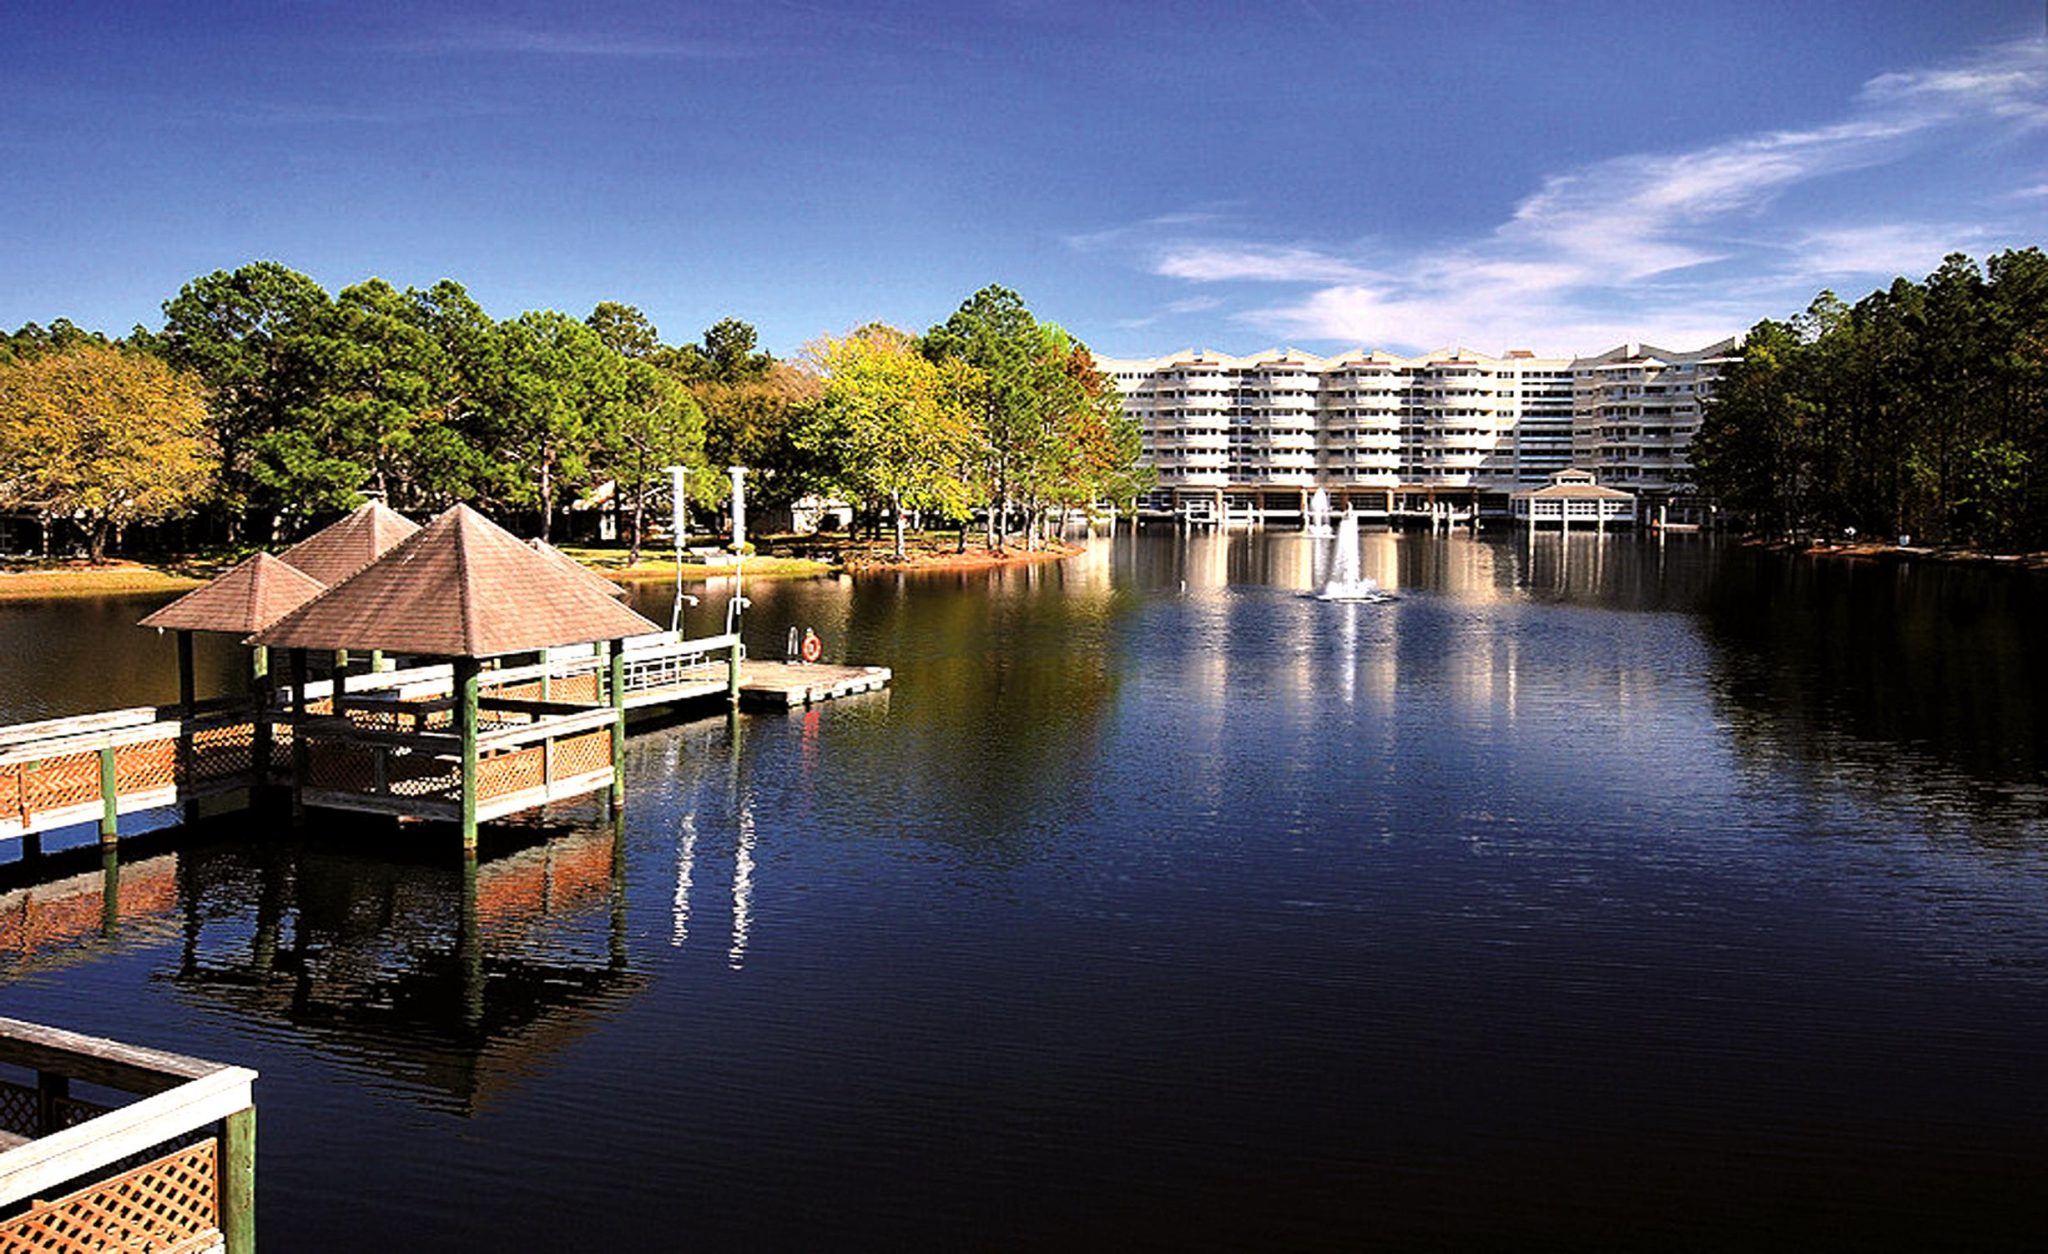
[249,505,662,657]
[527,538,627,600]
[137,553,327,635]
[278,501,421,587]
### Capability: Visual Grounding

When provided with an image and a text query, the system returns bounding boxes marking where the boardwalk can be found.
[0,635,889,846]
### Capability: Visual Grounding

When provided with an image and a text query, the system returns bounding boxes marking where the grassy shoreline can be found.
[1748,538,2048,571]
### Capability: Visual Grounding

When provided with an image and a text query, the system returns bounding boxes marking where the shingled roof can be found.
[248,504,661,657]
[137,552,327,635]
[278,501,420,587]
[527,537,628,599]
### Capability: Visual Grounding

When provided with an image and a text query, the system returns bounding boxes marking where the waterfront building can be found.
[1508,468,1638,528]
[1098,336,1737,522]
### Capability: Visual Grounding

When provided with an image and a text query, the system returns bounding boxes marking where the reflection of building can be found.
[1100,338,1734,520]
[170,823,640,1114]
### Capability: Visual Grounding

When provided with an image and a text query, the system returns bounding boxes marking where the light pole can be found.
[668,465,695,635]
[725,467,749,704]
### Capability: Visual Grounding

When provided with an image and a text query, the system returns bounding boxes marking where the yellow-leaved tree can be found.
[0,343,215,562]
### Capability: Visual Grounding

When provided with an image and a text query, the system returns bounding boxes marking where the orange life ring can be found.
[800,630,822,664]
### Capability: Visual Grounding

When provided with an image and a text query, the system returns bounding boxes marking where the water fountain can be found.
[1315,509,1393,602]
[1305,488,1333,537]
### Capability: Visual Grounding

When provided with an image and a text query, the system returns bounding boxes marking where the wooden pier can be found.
[0,502,889,853]
[0,1017,256,1254]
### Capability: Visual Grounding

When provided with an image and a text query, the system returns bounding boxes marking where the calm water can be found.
[2,530,2046,1250]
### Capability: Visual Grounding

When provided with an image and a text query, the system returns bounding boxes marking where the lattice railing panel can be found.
[488,680,543,702]
[552,730,613,780]
[307,741,377,794]
[20,753,100,817]
[548,673,602,704]
[477,746,545,802]
[0,768,18,824]
[0,1139,220,1254]
[190,723,255,782]
[112,740,176,795]
[0,1081,35,1138]
[51,1095,111,1129]
[384,752,458,799]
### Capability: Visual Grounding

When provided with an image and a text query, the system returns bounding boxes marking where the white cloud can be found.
[1089,37,2048,354]
[1792,222,1995,279]
[1154,245,1373,284]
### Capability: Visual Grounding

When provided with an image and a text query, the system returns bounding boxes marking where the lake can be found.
[1,528,2045,1250]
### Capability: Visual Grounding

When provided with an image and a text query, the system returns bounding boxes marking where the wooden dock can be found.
[0,633,889,847]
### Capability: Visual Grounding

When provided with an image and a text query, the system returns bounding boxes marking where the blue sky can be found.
[3,1,2044,358]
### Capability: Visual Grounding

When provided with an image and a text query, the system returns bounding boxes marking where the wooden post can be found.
[289,649,309,821]
[368,649,384,673]
[455,656,480,851]
[221,1104,256,1254]
[538,646,551,701]
[100,843,119,934]
[34,1070,67,1137]
[459,851,483,1030]
[176,629,197,824]
[97,747,117,843]
[608,639,626,809]
[331,650,349,718]
[249,646,272,794]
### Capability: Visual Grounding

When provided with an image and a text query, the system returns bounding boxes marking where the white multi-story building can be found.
[1099,337,1737,521]
[1570,340,1740,496]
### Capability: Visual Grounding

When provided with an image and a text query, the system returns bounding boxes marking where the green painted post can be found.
[97,746,117,842]
[455,657,480,851]
[289,649,309,821]
[99,843,119,934]
[250,646,272,795]
[727,636,741,706]
[34,1071,67,1137]
[222,1105,256,1254]
[369,648,384,673]
[538,646,551,701]
[608,639,626,808]
[177,629,197,823]
[459,851,483,1029]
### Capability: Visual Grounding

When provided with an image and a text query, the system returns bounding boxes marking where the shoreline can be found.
[0,539,1085,604]
[1748,538,2048,571]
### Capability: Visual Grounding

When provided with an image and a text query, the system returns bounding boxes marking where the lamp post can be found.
[668,465,691,635]
[726,466,749,705]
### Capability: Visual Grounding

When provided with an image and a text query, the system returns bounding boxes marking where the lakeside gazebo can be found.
[1509,469,1638,529]
[277,499,421,586]
[250,504,663,849]
[135,552,329,822]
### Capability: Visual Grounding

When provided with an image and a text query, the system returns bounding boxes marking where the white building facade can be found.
[1098,338,1737,521]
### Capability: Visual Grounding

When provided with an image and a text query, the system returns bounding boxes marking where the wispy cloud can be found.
[396,22,752,59]
[1154,245,1374,284]
[1082,36,2048,354]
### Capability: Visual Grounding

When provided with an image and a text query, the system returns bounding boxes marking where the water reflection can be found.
[1700,549,2048,836]
[163,820,638,1114]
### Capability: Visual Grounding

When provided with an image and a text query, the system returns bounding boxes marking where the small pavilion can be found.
[249,504,662,849]
[1509,469,1638,529]
[276,500,420,587]
[136,552,328,820]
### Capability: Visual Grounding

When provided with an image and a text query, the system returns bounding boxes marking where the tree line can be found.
[0,263,1147,562]
[1694,247,2048,549]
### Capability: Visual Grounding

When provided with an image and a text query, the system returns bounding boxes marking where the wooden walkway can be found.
[0,633,890,844]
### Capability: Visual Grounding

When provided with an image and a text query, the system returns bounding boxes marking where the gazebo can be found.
[136,552,328,821]
[249,505,661,849]
[276,499,420,587]
[1509,469,1638,530]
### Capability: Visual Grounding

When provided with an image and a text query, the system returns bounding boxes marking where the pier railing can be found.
[0,632,747,842]
[0,1017,255,1254]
